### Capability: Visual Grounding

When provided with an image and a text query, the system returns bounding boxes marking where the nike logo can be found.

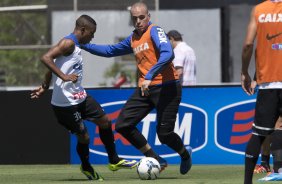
[266,32,282,40]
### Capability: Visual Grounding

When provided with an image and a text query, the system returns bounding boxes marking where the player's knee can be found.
[115,121,128,134]
[99,120,111,130]
[77,133,90,144]
[96,115,111,129]
[245,134,265,157]
[157,132,173,144]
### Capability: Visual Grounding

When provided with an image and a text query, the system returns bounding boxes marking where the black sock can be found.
[271,130,282,173]
[261,154,270,167]
[144,149,158,160]
[76,142,91,168]
[158,131,188,159]
[244,135,265,184]
[99,124,120,164]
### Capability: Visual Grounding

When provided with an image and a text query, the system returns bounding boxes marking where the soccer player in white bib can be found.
[30,15,137,181]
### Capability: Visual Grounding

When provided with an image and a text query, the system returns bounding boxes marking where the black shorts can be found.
[52,95,105,135]
[116,82,182,135]
[253,89,282,135]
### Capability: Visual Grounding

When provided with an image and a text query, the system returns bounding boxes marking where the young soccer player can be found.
[81,2,192,175]
[30,14,137,181]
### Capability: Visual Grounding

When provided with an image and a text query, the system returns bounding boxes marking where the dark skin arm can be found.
[249,72,258,95]
[30,71,52,99]
[31,38,78,99]
[241,7,257,95]
[41,39,78,82]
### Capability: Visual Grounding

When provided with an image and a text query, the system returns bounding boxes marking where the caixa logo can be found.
[89,101,207,159]
[215,100,256,155]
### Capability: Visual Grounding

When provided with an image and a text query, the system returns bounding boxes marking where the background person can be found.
[167,30,196,86]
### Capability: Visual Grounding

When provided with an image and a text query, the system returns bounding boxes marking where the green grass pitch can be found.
[0,165,275,184]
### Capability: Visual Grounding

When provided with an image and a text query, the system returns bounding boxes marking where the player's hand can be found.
[141,80,151,96]
[62,73,78,83]
[250,80,257,95]
[275,116,282,129]
[30,86,45,99]
[241,73,252,95]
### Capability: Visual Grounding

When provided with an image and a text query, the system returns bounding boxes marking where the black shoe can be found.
[80,165,104,181]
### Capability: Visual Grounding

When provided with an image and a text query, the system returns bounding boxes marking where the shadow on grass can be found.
[49,179,92,182]
[158,177,181,180]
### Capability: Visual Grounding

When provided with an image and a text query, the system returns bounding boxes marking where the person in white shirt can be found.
[167,30,196,86]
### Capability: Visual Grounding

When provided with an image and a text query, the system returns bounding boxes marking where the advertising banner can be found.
[71,86,256,164]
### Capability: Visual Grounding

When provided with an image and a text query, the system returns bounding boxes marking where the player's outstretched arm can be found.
[80,35,133,57]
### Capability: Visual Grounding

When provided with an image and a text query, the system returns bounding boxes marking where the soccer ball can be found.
[137,157,161,180]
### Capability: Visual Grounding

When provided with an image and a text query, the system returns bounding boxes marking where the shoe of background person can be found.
[158,156,168,172]
[258,173,282,181]
[108,159,138,171]
[253,164,271,174]
[80,165,104,181]
[180,146,193,175]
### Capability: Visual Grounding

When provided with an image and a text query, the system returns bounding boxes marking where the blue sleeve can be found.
[80,35,133,57]
[145,26,174,80]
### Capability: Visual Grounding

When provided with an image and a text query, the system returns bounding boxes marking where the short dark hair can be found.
[75,14,96,28]
[167,30,183,41]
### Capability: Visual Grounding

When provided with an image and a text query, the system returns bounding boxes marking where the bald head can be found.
[130,2,150,34]
[130,2,149,15]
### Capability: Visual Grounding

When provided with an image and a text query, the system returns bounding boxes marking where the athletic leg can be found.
[82,95,137,170]
[115,89,160,159]
[257,106,282,181]
[80,96,120,164]
[271,130,282,173]
[258,116,282,173]
[153,83,192,174]
[52,104,103,180]
[245,134,266,184]
[260,136,271,171]
[245,89,279,184]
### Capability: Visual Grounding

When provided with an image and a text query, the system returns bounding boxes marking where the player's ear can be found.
[148,13,151,17]
[80,26,86,34]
